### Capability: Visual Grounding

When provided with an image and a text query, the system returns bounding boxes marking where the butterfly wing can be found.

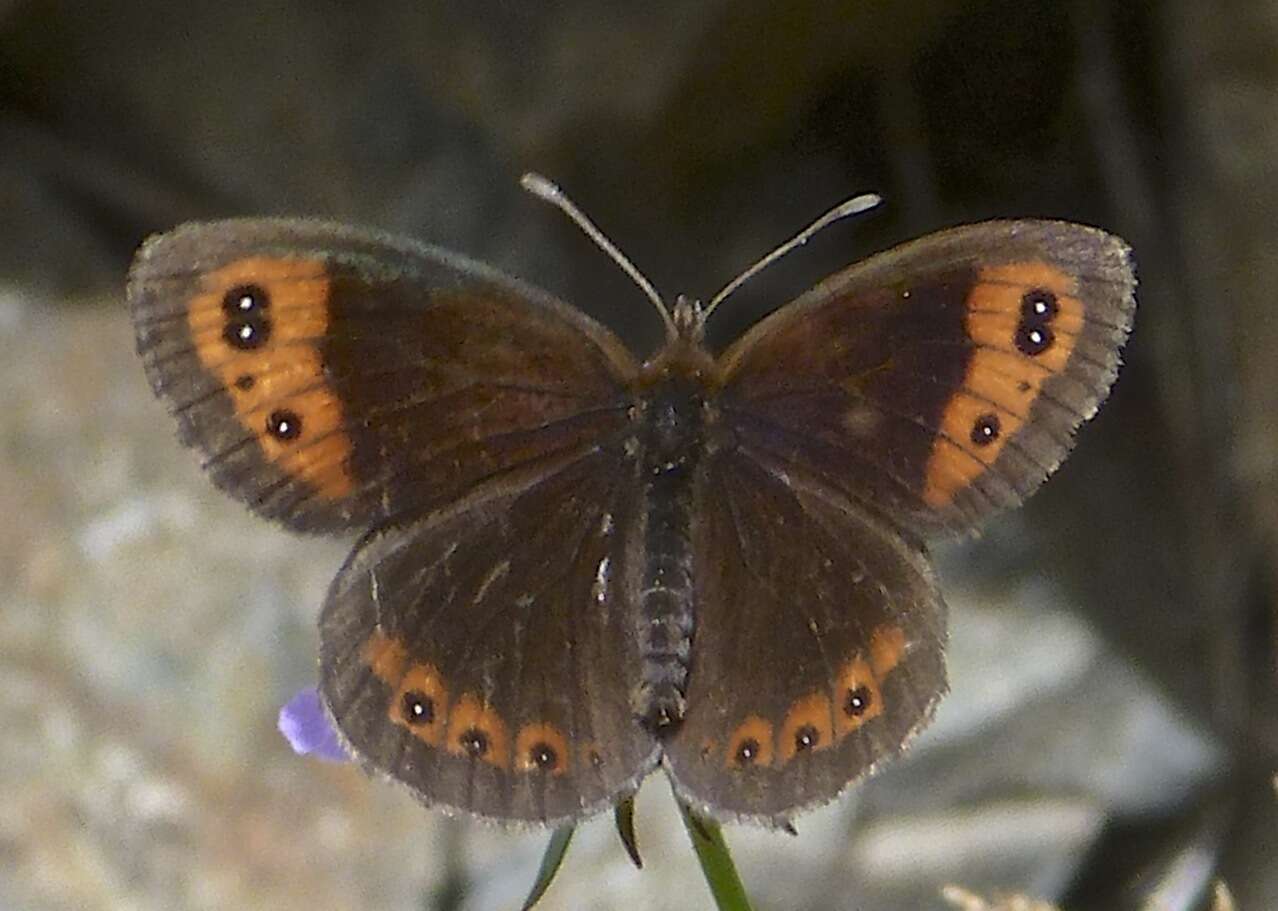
[662,221,1133,822]
[320,431,659,825]
[715,220,1135,536]
[127,218,638,532]
[130,218,656,823]
[662,445,947,825]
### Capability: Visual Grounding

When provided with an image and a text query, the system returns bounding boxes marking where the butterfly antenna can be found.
[702,191,882,321]
[521,172,677,338]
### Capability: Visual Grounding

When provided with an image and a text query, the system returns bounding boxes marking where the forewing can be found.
[716,220,1135,536]
[320,444,658,826]
[127,218,637,532]
[663,447,947,826]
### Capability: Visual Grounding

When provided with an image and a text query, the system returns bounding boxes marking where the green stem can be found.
[678,801,754,911]
[519,824,575,911]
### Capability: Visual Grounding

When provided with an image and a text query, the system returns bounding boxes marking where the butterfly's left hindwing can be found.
[320,444,660,826]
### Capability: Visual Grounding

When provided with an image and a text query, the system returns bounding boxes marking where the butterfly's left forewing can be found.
[128,218,638,532]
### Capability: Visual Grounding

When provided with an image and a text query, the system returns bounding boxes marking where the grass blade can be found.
[678,801,754,911]
[519,824,575,911]
[614,797,644,869]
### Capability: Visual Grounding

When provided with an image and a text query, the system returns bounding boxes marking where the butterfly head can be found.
[671,294,707,344]
[641,295,717,384]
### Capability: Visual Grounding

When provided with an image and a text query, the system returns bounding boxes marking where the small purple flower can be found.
[278,688,350,762]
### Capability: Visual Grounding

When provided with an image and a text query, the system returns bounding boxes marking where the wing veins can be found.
[908,336,1119,376]
[721,407,987,530]
[718,463,841,727]
[791,490,935,728]
[439,471,618,714]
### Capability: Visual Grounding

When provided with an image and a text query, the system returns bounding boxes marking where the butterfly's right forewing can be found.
[715,221,1135,536]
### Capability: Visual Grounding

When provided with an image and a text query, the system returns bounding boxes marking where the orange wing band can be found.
[187,257,355,499]
[922,261,1083,507]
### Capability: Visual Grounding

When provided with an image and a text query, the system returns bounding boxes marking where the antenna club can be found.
[520,171,676,337]
[520,172,561,200]
[703,190,883,321]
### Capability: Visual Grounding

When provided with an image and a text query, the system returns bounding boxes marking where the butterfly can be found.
[126,174,1134,829]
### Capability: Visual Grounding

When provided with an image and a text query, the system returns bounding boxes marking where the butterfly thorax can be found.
[637,332,716,391]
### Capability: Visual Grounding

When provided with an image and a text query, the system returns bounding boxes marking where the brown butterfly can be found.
[126,174,1134,828]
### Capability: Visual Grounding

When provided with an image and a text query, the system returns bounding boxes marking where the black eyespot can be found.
[1020,288,1058,322]
[734,738,761,766]
[588,749,604,769]
[222,284,269,316]
[400,691,434,725]
[221,285,272,350]
[459,728,489,757]
[1015,324,1054,356]
[266,409,302,441]
[234,374,255,391]
[223,316,271,349]
[529,742,558,769]
[970,413,1001,446]
[844,686,872,718]
[794,725,820,752]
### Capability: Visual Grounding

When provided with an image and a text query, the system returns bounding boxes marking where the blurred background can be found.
[1,1,1273,909]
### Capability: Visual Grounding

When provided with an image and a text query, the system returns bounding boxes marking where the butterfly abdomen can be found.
[633,382,704,733]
